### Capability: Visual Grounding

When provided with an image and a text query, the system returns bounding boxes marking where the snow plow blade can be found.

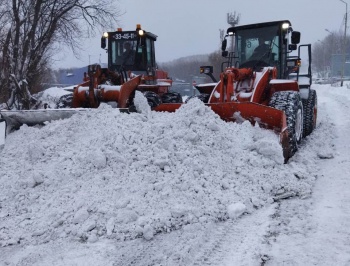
[154,102,290,161]
[0,107,131,135]
[0,109,84,135]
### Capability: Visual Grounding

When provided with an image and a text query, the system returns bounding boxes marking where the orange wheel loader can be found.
[0,24,182,134]
[154,20,317,163]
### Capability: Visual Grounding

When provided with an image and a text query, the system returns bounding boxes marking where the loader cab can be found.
[101,26,157,74]
[222,20,302,79]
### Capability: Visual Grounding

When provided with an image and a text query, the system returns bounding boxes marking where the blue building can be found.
[331,54,350,78]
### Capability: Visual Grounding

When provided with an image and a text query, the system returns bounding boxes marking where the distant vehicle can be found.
[314,78,328,84]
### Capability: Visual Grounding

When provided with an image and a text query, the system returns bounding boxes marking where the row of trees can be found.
[159,50,226,84]
[0,0,121,109]
[159,14,231,84]
[159,53,221,84]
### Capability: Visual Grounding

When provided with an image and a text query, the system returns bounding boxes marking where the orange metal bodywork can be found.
[71,65,172,109]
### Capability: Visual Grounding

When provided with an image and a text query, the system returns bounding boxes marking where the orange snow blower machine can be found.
[154,20,317,162]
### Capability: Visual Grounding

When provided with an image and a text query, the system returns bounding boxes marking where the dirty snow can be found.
[0,84,349,265]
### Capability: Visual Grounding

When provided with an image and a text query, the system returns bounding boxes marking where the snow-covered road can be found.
[266,85,350,265]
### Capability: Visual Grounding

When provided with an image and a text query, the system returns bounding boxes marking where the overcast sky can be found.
[53,0,348,69]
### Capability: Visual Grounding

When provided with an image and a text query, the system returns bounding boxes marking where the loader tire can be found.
[56,94,73,108]
[143,91,162,108]
[161,91,183,103]
[185,93,210,103]
[269,91,303,160]
[302,89,317,138]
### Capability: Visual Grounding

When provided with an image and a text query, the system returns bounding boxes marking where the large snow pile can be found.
[0,94,315,247]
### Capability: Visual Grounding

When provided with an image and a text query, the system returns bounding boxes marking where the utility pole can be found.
[340,0,348,87]
[325,29,334,77]
[219,29,225,45]
[318,40,327,77]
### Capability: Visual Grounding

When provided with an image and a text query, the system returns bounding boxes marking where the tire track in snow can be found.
[264,86,350,265]
[193,205,277,266]
[107,205,277,266]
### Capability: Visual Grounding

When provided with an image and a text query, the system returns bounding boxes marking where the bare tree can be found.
[208,50,223,80]
[0,0,122,109]
[160,55,210,83]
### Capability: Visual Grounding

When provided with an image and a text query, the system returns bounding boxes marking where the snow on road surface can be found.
[0,84,349,265]
[265,85,350,265]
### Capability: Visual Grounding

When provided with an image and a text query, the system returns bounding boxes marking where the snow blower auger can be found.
[154,20,317,163]
[0,24,183,135]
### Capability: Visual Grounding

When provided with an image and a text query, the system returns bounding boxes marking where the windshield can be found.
[109,36,156,71]
[233,25,280,68]
[111,40,137,66]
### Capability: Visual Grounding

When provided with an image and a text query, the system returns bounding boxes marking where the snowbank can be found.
[0,97,314,247]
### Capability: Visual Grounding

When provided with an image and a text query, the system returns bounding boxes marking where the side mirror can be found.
[200,66,213,74]
[291,31,301,44]
[222,51,228,57]
[221,39,227,51]
[101,37,106,49]
[200,65,217,82]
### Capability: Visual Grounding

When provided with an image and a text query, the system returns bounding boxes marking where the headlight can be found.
[136,24,144,36]
[282,23,290,30]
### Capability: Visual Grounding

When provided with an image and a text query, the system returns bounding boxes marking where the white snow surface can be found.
[0,84,350,265]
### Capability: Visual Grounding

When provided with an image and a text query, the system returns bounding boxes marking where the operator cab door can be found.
[287,44,312,87]
[297,44,312,89]
[134,37,156,71]
[287,44,312,100]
